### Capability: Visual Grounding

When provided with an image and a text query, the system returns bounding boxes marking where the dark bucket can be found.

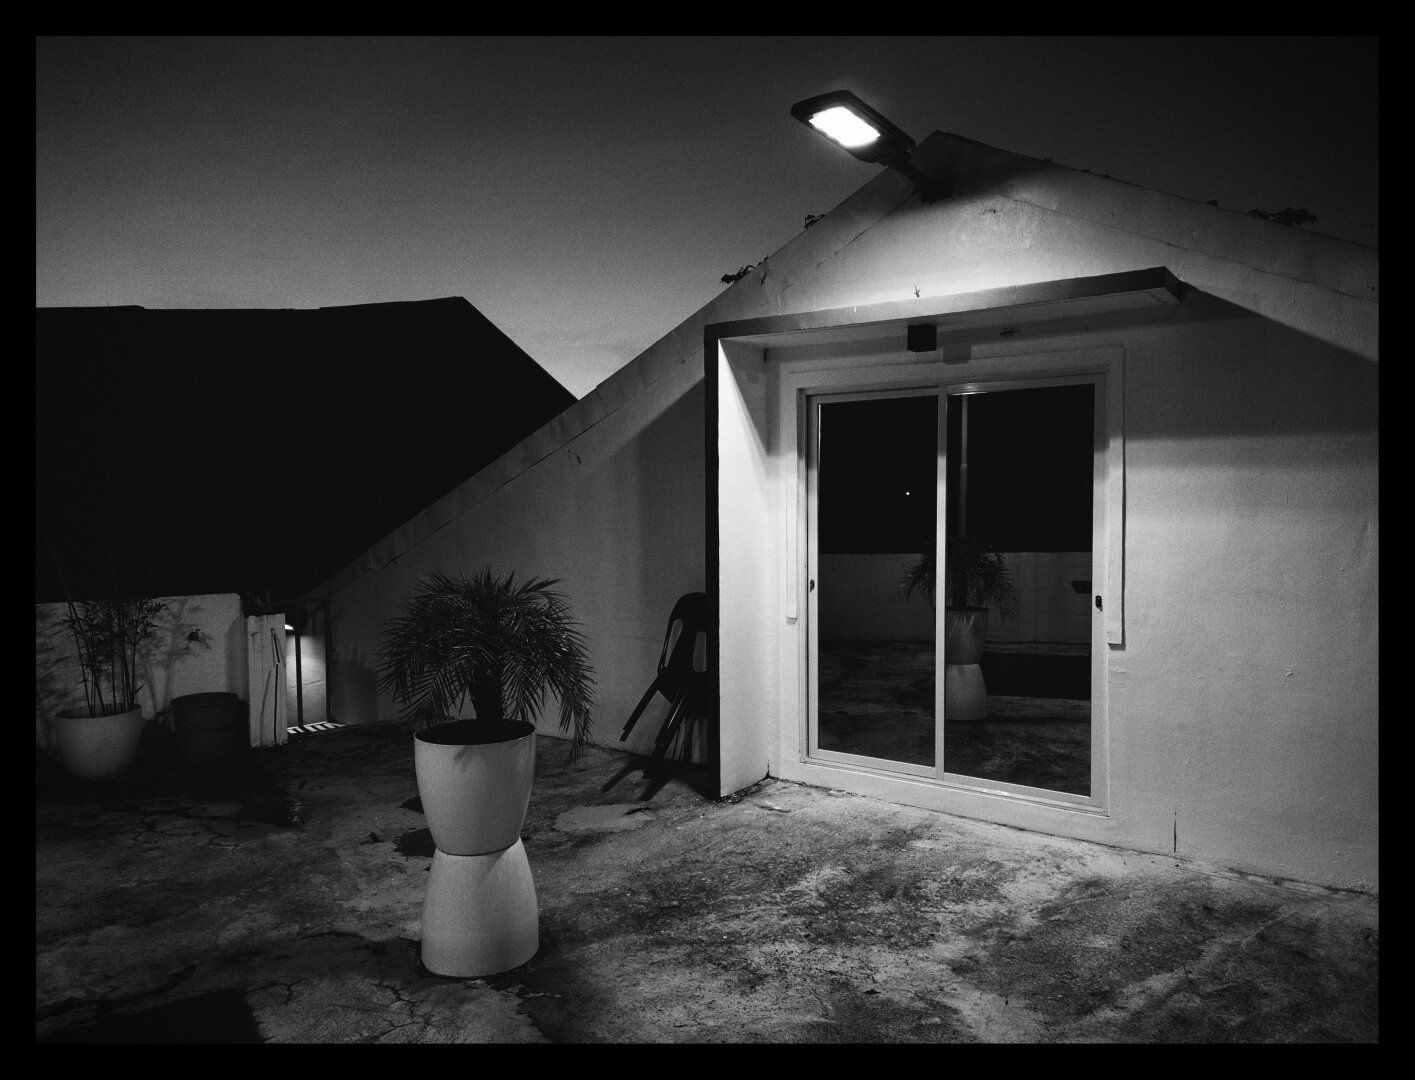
[172,692,243,765]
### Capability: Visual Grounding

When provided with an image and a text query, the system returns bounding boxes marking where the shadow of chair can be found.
[620,592,709,777]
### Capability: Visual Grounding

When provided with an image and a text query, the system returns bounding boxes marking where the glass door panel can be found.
[941,384,1095,796]
[810,393,939,770]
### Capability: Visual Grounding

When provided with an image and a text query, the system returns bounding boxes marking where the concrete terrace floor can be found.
[36,721,1378,1044]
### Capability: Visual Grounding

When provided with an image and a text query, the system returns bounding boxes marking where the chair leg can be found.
[676,710,700,764]
[647,687,689,776]
[621,678,665,741]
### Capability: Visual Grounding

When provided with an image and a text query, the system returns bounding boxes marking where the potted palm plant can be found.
[376,568,596,976]
[51,595,169,778]
[901,536,1018,720]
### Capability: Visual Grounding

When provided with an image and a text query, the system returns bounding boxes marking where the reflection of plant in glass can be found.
[900,536,1019,621]
[61,597,169,716]
[377,569,596,758]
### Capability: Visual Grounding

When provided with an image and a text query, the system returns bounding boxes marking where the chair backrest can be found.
[659,592,708,678]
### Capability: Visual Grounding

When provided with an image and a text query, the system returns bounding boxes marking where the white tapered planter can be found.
[52,704,146,778]
[944,663,990,721]
[421,841,539,977]
[414,720,540,977]
[414,721,536,856]
[944,609,990,721]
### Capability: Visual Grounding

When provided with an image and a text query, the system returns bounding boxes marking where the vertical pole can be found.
[958,393,969,541]
[294,621,304,728]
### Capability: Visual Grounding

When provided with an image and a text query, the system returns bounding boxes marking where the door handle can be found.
[1094,595,1103,611]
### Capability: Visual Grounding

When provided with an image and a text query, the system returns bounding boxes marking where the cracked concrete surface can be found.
[36,722,1377,1043]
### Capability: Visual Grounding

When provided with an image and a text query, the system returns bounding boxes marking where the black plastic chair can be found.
[621,592,709,774]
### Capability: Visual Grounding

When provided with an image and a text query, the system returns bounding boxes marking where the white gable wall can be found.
[317,133,1376,891]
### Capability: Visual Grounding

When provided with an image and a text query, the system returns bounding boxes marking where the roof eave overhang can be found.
[705,267,1189,352]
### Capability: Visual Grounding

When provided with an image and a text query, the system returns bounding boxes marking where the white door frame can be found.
[805,386,945,780]
[775,346,1121,820]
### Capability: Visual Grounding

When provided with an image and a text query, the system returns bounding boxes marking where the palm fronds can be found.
[899,537,1019,623]
[900,552,937,606]
[376,569,597,759]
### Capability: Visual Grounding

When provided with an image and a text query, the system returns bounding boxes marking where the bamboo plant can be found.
[61,596,169,716]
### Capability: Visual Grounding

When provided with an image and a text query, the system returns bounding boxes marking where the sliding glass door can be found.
[807,378,1099,800]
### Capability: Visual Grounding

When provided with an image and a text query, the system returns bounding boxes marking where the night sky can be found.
[37,37,1379,399]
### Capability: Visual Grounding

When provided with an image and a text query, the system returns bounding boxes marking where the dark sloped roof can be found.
[35,297,574,604]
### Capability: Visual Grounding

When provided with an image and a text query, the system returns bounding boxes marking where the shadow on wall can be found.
[225,610,246,694]
[34,610,69,751]
[145,596,225,730]
[604,379,708,755]
[632,378,707,612]
[330,638,379,727]
[1123,295,1379,649]
[1144,292,1376,441]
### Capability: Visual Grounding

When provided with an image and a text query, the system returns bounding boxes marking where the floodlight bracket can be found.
[791,90,950,202]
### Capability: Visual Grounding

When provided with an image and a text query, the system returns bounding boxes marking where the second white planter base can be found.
[945,663,990,721]
[421,840,539,977]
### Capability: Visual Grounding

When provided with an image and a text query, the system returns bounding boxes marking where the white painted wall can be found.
[990,551,1091,645]
[715,338,777,790]
[36,593,247,749]
[1116,306,1377,893]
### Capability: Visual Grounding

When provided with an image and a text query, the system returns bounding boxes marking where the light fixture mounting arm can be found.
[888,158,952,203]
[791,90,950,202]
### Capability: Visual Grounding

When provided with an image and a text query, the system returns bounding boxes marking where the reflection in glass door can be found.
[808,392,940,771]
[941,384,1095,796]
[806,378,1099,800]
